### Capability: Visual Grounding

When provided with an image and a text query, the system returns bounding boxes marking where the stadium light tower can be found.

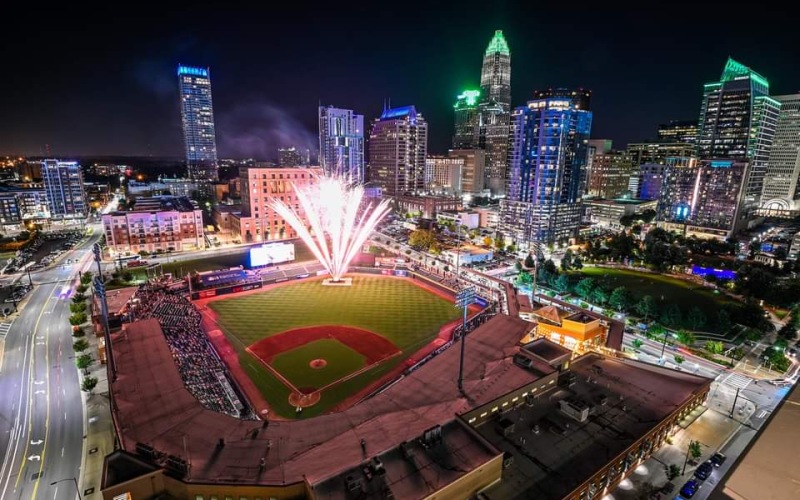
[456,286,476,393]
[271,174,391,283]
[93,246,117,382]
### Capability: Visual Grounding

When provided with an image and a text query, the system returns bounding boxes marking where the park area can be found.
[207,275,462,418]
[579,267,734,333]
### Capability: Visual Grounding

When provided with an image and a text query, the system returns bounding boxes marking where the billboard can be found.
[250,242,296,268]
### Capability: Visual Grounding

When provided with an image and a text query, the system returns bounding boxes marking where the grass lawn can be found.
[270,339,366,391]
[210,275,460,418]
[580,267,734,333]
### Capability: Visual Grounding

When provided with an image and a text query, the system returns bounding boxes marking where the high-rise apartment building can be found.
[42,159,86,219]
[657,120,699,145]
[638,163,669,201]
[425,156,463,194]
[760,94,800,215]
[318,106,365,182]
[657,157,700,224]
[478,30,511,196]
[277,147,310,167]
[501,94,593,244]
[235,166,322,243]
[587,148,635,199]
[697,58,779,211]
[533,88,592,111]
[453,90,481,149]
[627,142,696,167]
[178,65,218,182]
[449,149,486,195]
[367,106,428,197]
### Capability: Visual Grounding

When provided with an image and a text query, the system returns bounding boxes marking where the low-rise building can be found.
[582,198,658,230]
[395,194,462,219]
[443,244,494,266]
[437,210,480,229]
[473,206,501,229]
[102,196,204,255]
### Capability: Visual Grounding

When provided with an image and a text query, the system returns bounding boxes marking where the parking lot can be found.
[2,230,84,275]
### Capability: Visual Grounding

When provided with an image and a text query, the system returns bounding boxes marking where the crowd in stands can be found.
[133,284,254,419]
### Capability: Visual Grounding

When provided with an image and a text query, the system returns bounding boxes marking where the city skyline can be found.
[2,4,799,158]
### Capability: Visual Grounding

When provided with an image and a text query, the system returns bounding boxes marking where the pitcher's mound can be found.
[309,358,328,369]
[288,391,321,408]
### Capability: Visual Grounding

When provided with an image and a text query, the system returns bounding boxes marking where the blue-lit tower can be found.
[178,65,219,182]
[502,94,592,244]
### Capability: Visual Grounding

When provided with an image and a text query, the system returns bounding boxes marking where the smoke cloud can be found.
[217,102,318,162]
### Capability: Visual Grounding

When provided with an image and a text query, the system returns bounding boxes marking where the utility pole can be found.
[456,286,476,394]
[682,440,696,475]
[93,245,117,382]
[730,387,741,418]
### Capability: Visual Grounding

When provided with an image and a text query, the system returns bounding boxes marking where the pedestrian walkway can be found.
[0,321,12,337]
[722,372,752,390]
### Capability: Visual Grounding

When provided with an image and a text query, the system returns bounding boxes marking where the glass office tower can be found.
[178,65,219,182]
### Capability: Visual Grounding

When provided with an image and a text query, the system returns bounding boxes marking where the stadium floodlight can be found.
[270,174,391,283]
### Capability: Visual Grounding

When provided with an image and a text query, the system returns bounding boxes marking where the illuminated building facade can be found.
[586,149,635,199]
[502,94,592,244]
[425,155,463,194]
[760,94,800,215]
[367,106,428,197]
[453,90,481,149]
[626,142,696,167]
[637,163,668,201]
[478,30,511,195]
[277,147,310,167]
[235,166,322,243]
[42,159,86,219]
[178,65,218,182]
[449,148,485,195]
[697,58,779,212]
[657,120,699,145]
[656,157,699,223]
[318,106,364,182]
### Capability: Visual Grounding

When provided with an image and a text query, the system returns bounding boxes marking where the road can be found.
[0,229,102,500]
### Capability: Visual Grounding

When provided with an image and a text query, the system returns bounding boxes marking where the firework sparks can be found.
[270,174,391,282]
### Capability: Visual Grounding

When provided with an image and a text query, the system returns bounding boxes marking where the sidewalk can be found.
[611,408,740,499]
[77,326,116,498]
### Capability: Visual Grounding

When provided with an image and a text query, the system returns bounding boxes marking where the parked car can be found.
[710,452,727,467]
[694,461,714,481]
[680,479,699,498]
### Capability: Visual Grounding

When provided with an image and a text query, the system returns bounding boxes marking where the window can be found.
[195,496,204,500]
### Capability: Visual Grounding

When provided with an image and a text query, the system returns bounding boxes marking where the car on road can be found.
[694,461,714,481]
[680,479,699,498]
[710,452,727,467]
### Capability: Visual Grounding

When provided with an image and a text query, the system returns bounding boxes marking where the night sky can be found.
[2,3,799,160]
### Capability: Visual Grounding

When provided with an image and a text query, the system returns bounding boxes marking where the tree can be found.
[69,312,87,326]
[73,339,90,352]
[674,355,685,365]
[72,294,86,305]
[687,306,707,331]
[122,272,133,282]
[639,209,657,224]
[555,274,572,293]
[575,278,595,299]
[72,326,85,337]
[609,286,633,312]
[494,235,506,251]
[590,287,608,305]
[76,284,88,295]
[705,340,724,355]
[138,250,149,257]
[515,271,533,287]
[80,272,93,285]
[572,256,583,269]
[717,309,733,334]
[660,304,682,328]
[632,339,643,350]
[666,464,682,481]
[689,440,702,461]
[408,229,436,251]
[70,302,87,314]
[482,236,492,247]
[81,376,98,394]
[676,329,696,347]
[524,254,535,269]
[775,246,788,260]
[777,322,798,341]
[560,249,573,271]
[76,354,93,375]
[514,261,523,272]
[635,295,658,323]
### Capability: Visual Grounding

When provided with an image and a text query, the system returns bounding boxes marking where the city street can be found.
[0,229,102,500]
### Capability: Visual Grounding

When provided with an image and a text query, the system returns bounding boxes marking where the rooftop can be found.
[108,314,536,489]
[478,354,712,499]
[521,338,572,364]
[534,294,624,351]
[485,30,510,56]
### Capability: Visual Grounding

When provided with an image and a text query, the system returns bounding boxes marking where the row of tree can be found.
[70,272,98,394]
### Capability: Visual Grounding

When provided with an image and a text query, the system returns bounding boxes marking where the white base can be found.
[322,277,353,287]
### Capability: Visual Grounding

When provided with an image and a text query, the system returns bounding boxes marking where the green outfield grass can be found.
[210,275,460,418]
[580,266,734,332]
[270,339,366,391]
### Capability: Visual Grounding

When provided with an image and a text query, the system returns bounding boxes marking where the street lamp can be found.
[50,477,81,500]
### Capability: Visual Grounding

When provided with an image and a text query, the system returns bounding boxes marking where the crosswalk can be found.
[0,321,12,338]
[722,372,752,390]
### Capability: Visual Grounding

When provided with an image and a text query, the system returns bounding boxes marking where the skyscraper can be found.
[760,94,800,215]
[178,65,219,182]
[42,159,86,219]
[452,90,480,149]
[586,148,636,199]
[501,93,593,244]
[478,30,511,196]
[696,58,779,210]
[277,147,310,167]
[318,106,365,182]
[449,149,486,195]
[657,120,699,145]
[367,106,428,197]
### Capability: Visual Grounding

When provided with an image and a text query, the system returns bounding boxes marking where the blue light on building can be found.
[177,65,209,77]
[691,265,737,281]
[178,64,218,182]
